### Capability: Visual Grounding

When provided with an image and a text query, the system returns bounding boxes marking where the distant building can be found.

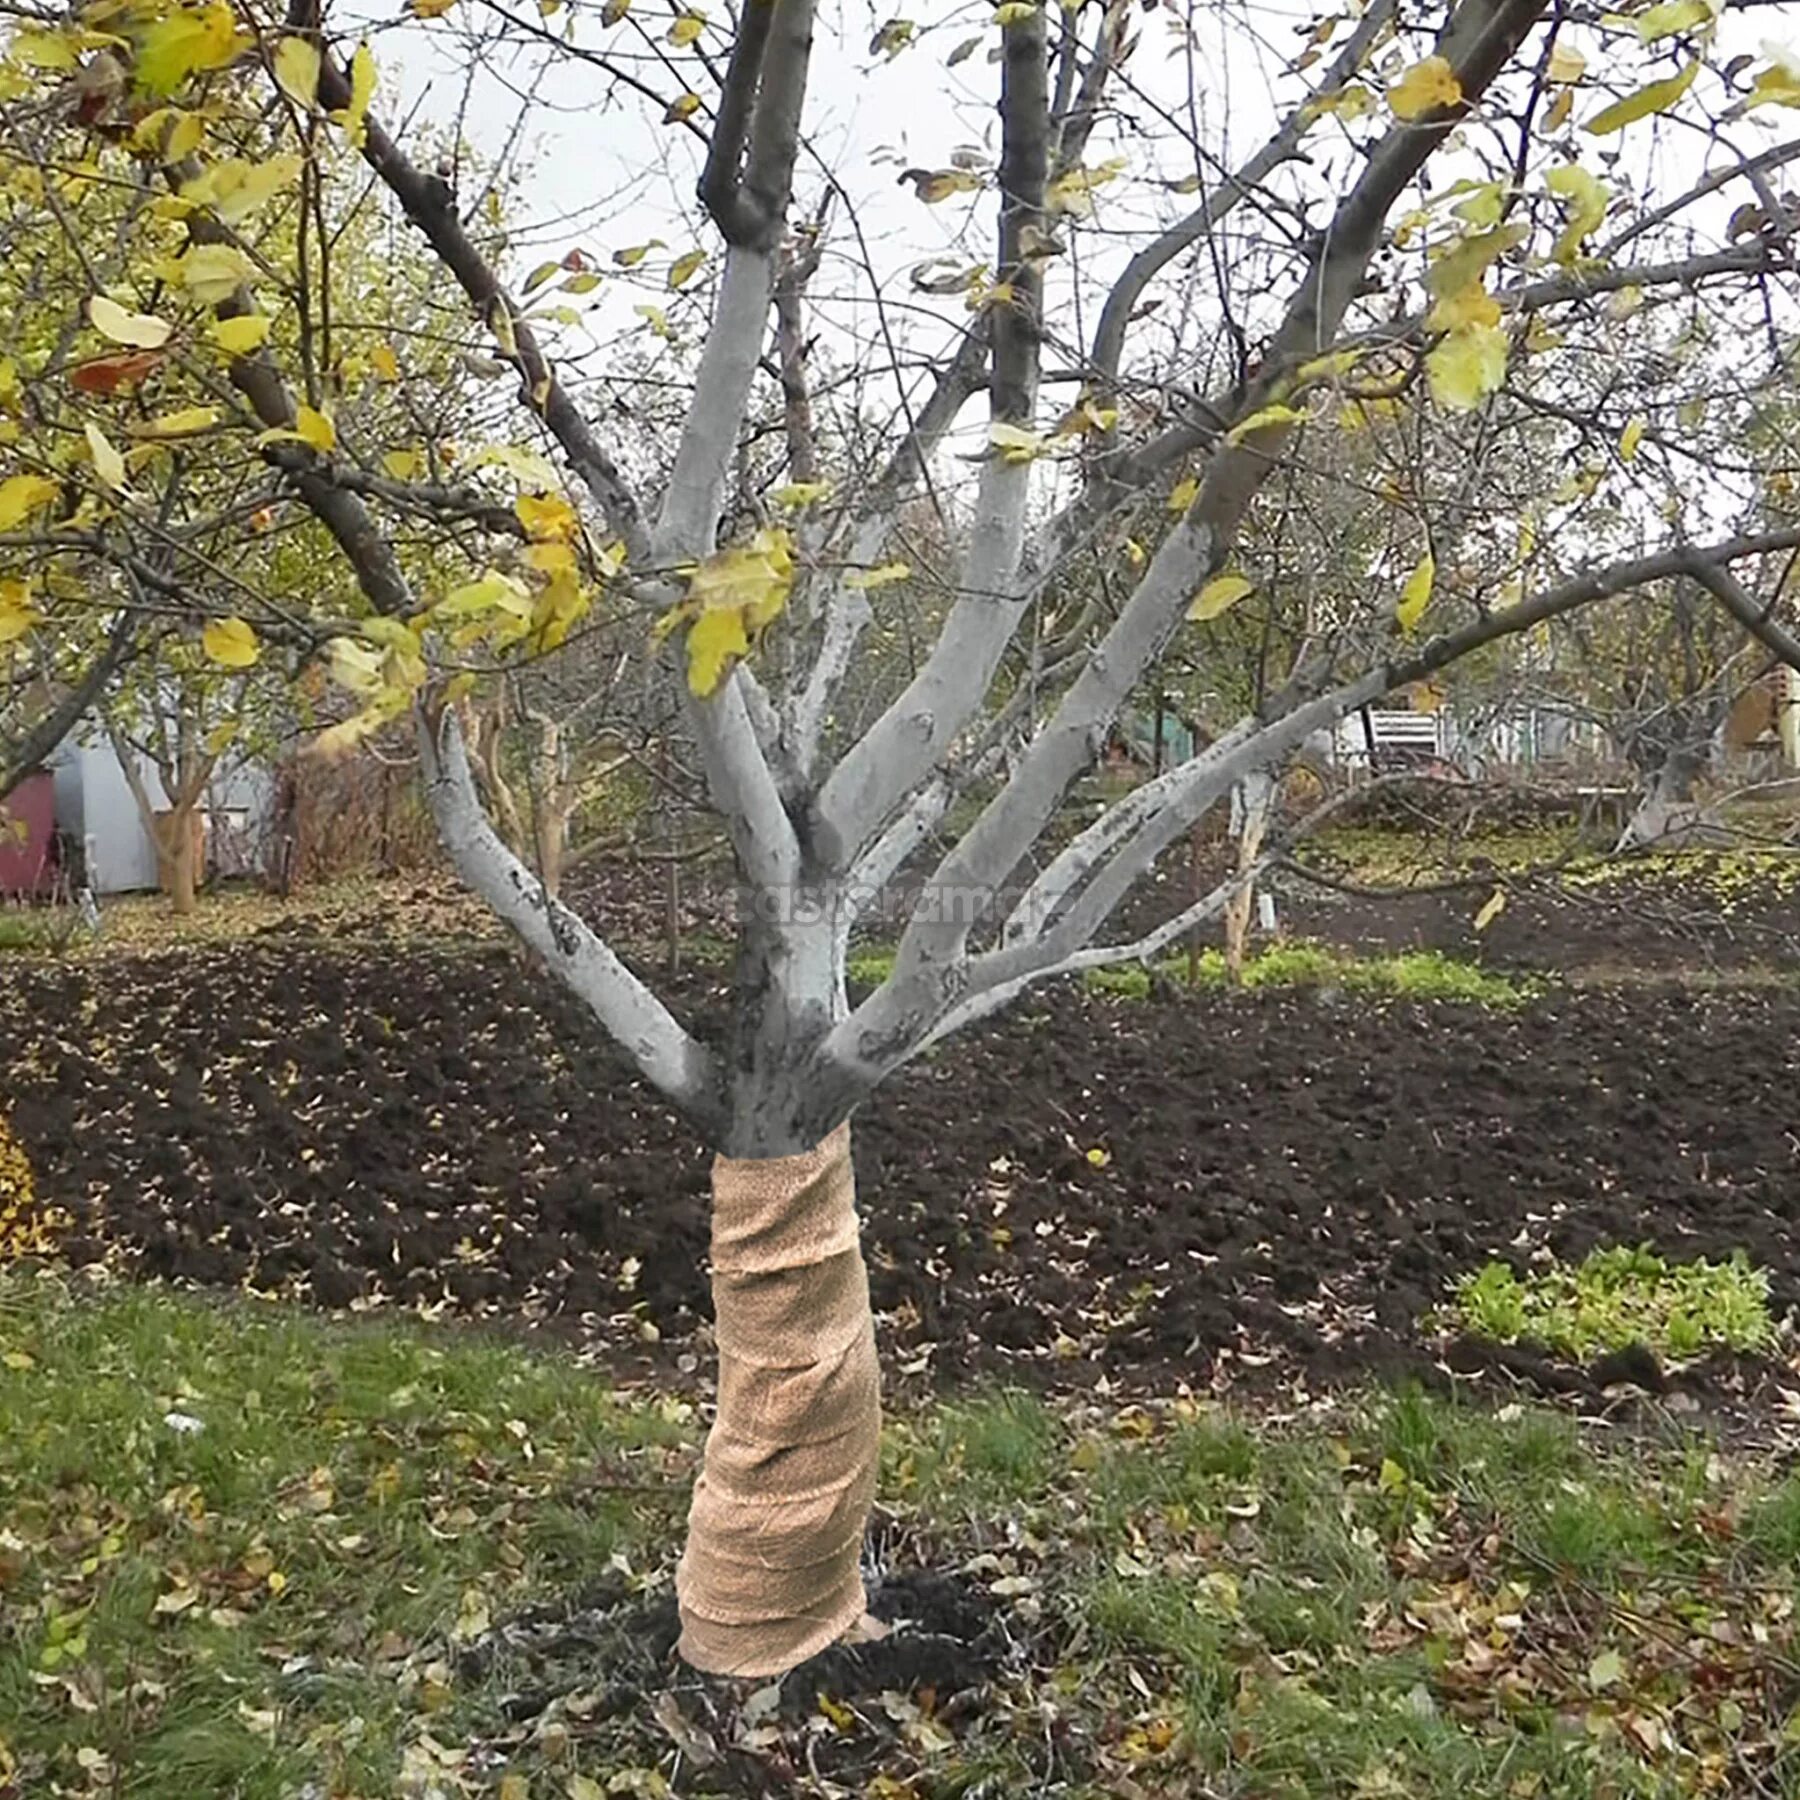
[0,727,275,898]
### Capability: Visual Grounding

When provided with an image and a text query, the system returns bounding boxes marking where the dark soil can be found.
[453,1568,1015,1797]
[1104,850,1800,974]
[5,940,1799,1393]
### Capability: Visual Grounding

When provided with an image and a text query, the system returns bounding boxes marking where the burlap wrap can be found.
[675,1122,880,1675]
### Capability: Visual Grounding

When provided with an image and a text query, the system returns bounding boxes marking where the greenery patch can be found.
[1078,942,1531,1006]
[1450,1245,1776,1361]
[8,1282,1800,1794]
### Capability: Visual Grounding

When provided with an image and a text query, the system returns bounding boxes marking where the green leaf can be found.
[1585,60,1699,134]
[1396,551,1435,633]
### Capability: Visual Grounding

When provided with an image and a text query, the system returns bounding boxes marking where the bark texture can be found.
[676,1123,879,1676]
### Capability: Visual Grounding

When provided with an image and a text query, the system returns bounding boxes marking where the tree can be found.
[9,0,1800,1678]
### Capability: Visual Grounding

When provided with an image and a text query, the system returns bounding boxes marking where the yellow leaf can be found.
[296,405,335,452]
[1750,53,1800,109]
[1426,223,1526,298]
[84,422,128,491]
[1449,178,1507,229]
[1123,538,1146,568]
[334,42,376,144]
[635,304,672,339]
[846,561,910,591]
[1546,86,1575,129]
[516,491,577,540]
[664,91,701,123]
[273,35,320,107]
[203,615,260,668]
[1167,474,1199,512]
[688,527,795,623]
[1045,156,1126,218]
[179,243,254,302]
[871,18,915,57]
[773,480,833,507]
[1226,403,1306,444]
[1306,82,1374,121]
[382,448,423,479]
[994,0,1037,21]
[134,406,221,438]
[409,0,456,17]
[524,540,576,576]
[132,107,208,162]
[0,473,60,530]
[613,240,664,267]
[1636,0,1714,42]
[686,604,749,696]
[667,248,706,290]
[211,314,269,357]
[1427,282,1500,332]
[989,421,1047,464]
[10,27,78,69]
[908,168,985,203]
[1619,413,1646,460]
[667,11,705,44]
[1427,322,1508,411]
[135,3,249,97]
[369,342,400,382]
[1548,42,1586,83]
[1189,571,1254,621]
[0,579,40,643]
[1387,55,1462,121]
[1585,60,1698,134]
[184,155,303,224]
[1474,887,1507,931]
[89,294,172,349]
[1396,551,1435,633]
[1546,163,1608,262]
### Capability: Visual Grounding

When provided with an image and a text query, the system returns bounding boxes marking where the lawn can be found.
[7,1274,1800,1798]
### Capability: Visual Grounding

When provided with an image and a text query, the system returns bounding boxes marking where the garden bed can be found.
[3,940,1797,1397]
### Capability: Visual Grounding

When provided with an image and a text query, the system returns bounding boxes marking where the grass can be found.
[1450,1245,1777,1361]
[1078,941,1532,1006]
[7,1276,1800,1796]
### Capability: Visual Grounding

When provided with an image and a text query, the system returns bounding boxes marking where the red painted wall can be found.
[0,771,56,896]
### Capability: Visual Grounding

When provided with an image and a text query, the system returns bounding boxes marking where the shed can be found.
[0,770,57,896]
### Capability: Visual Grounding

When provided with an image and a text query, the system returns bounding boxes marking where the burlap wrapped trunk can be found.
[675,1122,881,1675]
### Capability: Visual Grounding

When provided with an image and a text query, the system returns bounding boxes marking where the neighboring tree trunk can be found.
[108,716,216,918]
[151,807,202,916]
[1223,771,1274,980]
[1615,706,1725,849]
[675,1124,879,1674]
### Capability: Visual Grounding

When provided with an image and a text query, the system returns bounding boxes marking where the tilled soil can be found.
[5,941,1799,1390]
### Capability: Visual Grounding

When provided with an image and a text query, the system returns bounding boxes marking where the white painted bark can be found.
[420,709,725,1131]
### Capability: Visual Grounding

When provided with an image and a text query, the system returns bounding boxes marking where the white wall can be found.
[51,725,277,895]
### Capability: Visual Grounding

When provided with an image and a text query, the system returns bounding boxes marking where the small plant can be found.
[1081,963,1152,1000]
[845,948,896,989]
[1450,1245,1776,1361]
[1076,942,1529,1006]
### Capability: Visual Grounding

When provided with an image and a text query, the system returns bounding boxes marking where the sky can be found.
[319,0,1800,539]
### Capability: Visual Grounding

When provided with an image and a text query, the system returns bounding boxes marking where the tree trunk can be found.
[532,809,566,901]
[153,807,201,917]
[1616,738,1716,850]
[676,1122,880,1676]
[1223,772,1273,981]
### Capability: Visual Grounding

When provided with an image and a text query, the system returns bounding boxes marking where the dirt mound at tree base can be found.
[449,1568,1011,1798]
[3,946,1798,1393]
